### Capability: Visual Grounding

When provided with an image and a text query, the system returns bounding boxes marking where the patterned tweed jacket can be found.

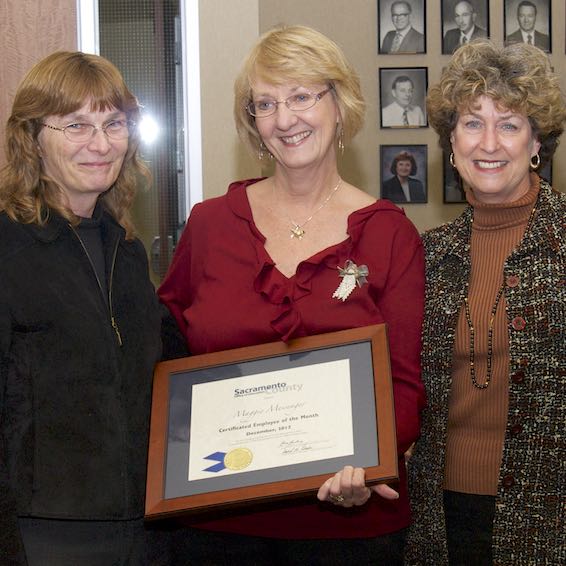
[405,181,565,565]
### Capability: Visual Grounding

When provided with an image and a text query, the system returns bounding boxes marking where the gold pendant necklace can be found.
[463,202,537,390]
[274,178,342,240]
[290,224,306,239]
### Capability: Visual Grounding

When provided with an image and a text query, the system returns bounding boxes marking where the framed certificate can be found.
[145,324,397,519]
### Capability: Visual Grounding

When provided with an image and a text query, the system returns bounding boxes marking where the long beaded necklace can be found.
[273,178,342,240]
[463,287,504,389]
[463,202,537,390]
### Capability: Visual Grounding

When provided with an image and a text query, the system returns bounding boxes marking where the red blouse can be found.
[158,178,425,538]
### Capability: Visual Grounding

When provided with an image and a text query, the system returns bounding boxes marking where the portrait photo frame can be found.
[380,144,428,204]
[379,67,428,129]
[504,0,551,53]
[145,325,398,520]
[538,159,552,185]
[378,0,427,54]
[441,0,490,55]
[443,152,466,203]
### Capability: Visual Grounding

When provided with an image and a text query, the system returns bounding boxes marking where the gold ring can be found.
[329,494,345,504]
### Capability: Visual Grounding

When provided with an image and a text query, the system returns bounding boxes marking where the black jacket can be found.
[0,209,162,563]
[443,26,487,54]
[382,176,426,203]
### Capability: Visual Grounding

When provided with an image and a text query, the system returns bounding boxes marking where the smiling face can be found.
[518,5,536,33]
[251,80,340,173]
[391,2,412,32]
[454,2,475,34]
[450,95,541,203]
[395,159,413,180]
[37,101,129,217]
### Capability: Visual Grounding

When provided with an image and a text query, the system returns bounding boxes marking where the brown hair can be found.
[234,25,365,159]
[0,51,150,238]
[390,151,417,176]
[427,40,566,167]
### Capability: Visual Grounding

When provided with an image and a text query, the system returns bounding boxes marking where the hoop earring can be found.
[530,153,541,170]
[449,152,456,168]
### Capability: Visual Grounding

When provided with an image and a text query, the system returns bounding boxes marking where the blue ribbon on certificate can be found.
[203,451,226,472]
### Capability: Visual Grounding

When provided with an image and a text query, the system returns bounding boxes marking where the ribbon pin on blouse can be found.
[332,260,369,302]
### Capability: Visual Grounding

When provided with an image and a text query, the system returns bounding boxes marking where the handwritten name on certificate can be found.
[187,359,354,481]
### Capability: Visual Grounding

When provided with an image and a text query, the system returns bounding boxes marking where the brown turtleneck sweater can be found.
[443,175,540,496]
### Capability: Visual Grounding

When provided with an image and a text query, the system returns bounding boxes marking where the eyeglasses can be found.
[392,13,410,18]
[41,119,135,143]
[246,87,333,118]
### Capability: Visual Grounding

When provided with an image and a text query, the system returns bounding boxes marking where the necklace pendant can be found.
[290,225,305,240]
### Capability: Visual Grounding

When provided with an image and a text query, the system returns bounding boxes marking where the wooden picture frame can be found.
[146,325,398,520]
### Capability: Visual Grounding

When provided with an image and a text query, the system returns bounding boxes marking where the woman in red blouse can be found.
[159,24,425,565]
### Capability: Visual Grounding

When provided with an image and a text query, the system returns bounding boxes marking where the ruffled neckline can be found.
[226,178,395,341]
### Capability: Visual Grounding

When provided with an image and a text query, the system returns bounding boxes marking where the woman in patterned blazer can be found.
[405,41,565,565]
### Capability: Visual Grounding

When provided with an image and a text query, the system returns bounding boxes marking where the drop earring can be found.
[338,129,345,155]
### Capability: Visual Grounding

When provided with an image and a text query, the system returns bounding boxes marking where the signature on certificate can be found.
[279,439,313,455]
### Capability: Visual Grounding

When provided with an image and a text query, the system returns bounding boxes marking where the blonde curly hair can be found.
[427,40,566,167]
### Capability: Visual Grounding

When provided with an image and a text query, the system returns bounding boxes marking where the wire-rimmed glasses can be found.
[41,119,135,143]
[246,87,333,118]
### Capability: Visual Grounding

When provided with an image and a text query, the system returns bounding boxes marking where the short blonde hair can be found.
[234,25,365,158]
[427,40,566,166]
[0,51,149,238]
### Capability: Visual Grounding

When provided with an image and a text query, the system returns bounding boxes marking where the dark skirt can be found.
[443,490,496,566]
[18,517,171,566]
[169,526,408,565]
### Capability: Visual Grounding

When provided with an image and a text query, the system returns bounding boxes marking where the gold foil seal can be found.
[224,447,253,471]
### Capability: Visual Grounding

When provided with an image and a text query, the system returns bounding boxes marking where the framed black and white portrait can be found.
[378,0,427,54]
[379,67,428,129]
[504,0,551,53]
[441,0,490,55]
[380,145,428,204]
[443,152,466,203]
[538,159,552,184]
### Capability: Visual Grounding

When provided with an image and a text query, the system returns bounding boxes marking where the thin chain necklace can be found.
[463,202,537,390]
[273,178,342,240]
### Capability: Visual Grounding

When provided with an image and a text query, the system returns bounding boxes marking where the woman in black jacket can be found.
[0,51,163,565]
[381,150,426,203]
